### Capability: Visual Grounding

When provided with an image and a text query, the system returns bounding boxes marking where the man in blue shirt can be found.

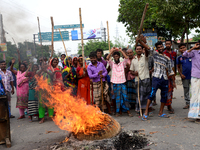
[177,43,192,109]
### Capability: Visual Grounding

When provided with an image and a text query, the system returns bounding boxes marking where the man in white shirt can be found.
[58,54,66,69]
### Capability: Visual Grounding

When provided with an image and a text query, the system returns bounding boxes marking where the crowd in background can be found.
[0,36,200,123]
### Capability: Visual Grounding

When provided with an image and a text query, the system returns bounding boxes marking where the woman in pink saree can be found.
[11,59,31,119]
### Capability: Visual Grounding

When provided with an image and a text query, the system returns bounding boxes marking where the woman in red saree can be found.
[76,57,91,105]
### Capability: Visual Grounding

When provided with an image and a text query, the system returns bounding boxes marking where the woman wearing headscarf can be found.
[62,56,77,96]
[10,59,31,119]
[76,57,90,105]
[38,58,64,124]
[72,57,78,71]
[26,64,39,122]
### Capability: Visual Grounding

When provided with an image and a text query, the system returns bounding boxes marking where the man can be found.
[107,48,132,117]
[164,40,177,114]
[96,49,107,68]
[7,59,17,88]
[140,41,175,120]
[58,54,66,69]
[130,45,151,114]
[87,52,110,112]
[125,49,136,105]
[177,43,192,109]
[0,60,15,118]
[183,41,200,123]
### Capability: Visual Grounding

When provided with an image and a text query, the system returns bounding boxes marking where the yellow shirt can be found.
[130,54,149,82]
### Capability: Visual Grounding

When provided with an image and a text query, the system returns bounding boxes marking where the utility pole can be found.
[0,14,6,61]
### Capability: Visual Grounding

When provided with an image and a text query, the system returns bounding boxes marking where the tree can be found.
[78,39,114,56]
[0,41,56,68]
[191,34,200,42]
[118,0,200,43]
[113,36,127,48]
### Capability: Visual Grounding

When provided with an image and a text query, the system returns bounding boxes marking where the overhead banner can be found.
[142,33,158,48]
[71,29,101,40]
[0,43,7,52]
[39,31,69,42]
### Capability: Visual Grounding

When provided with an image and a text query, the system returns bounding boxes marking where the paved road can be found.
[1,85,200,150]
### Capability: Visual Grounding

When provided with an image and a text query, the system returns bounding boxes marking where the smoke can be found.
[0,0,38,43]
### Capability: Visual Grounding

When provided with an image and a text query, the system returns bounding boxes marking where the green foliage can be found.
[118,0,200,43]
[78,39,114,56]
[0,41,56,68]
[191,34,200,42]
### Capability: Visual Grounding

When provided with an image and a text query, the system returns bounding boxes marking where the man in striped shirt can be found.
[138,40,175,120]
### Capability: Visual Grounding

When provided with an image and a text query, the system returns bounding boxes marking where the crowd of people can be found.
[0,36,200,124]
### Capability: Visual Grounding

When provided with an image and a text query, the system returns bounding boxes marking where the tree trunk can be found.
[180,26,187,43]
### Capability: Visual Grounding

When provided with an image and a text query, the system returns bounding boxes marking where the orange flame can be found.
[36,76,108,135]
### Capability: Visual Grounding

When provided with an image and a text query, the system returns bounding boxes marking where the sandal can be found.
[115,113,121,117]
[183,105,189,109]
[158,114,170,118]
[39,118,45,124]
[149,112,153,117]
[128,113,133,117]
[168,108,175,114]
[142,114,148,121]
[17,115,25,119]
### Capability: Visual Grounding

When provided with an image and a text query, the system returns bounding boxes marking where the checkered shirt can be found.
[152,51,174,80]
[108,59,128,84]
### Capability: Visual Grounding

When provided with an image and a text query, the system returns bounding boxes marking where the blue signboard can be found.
[142,33,158,48]
[54,24,84,30]
[142,33,157,36]
[38,31,69,42]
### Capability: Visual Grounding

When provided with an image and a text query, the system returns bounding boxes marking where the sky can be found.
[0,0,198,56]
[0,0,129,55]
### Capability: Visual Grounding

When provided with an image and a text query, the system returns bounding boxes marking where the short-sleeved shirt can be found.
[7,66,17,86]
[0,75,5,95]
[108,59,128,84]
[130,54,149,82]
[183,50,200,79]
[152,51,174,80]
[176,55,192,79]
[0,70,14,92]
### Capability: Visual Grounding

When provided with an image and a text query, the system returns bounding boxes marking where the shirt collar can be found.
[134,54,144,59]
[89,61,100,67]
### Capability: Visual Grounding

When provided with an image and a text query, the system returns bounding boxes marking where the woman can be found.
[72,57,78,71]
[54,57,62,71]
[48,58,63,87]
[10,59,30,119]
[76,57,90,105]
[38,58,63,124]
[26,64,39,122]
[62,56,77,96]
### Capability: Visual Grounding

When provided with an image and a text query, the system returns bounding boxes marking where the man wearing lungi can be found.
[139,41,175,120]
[183,40,200,123]
[87,52,111,113]
[164,40,177,114]
[125,49,136,105]
[130,44,151,115]
[107,47,133,117]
